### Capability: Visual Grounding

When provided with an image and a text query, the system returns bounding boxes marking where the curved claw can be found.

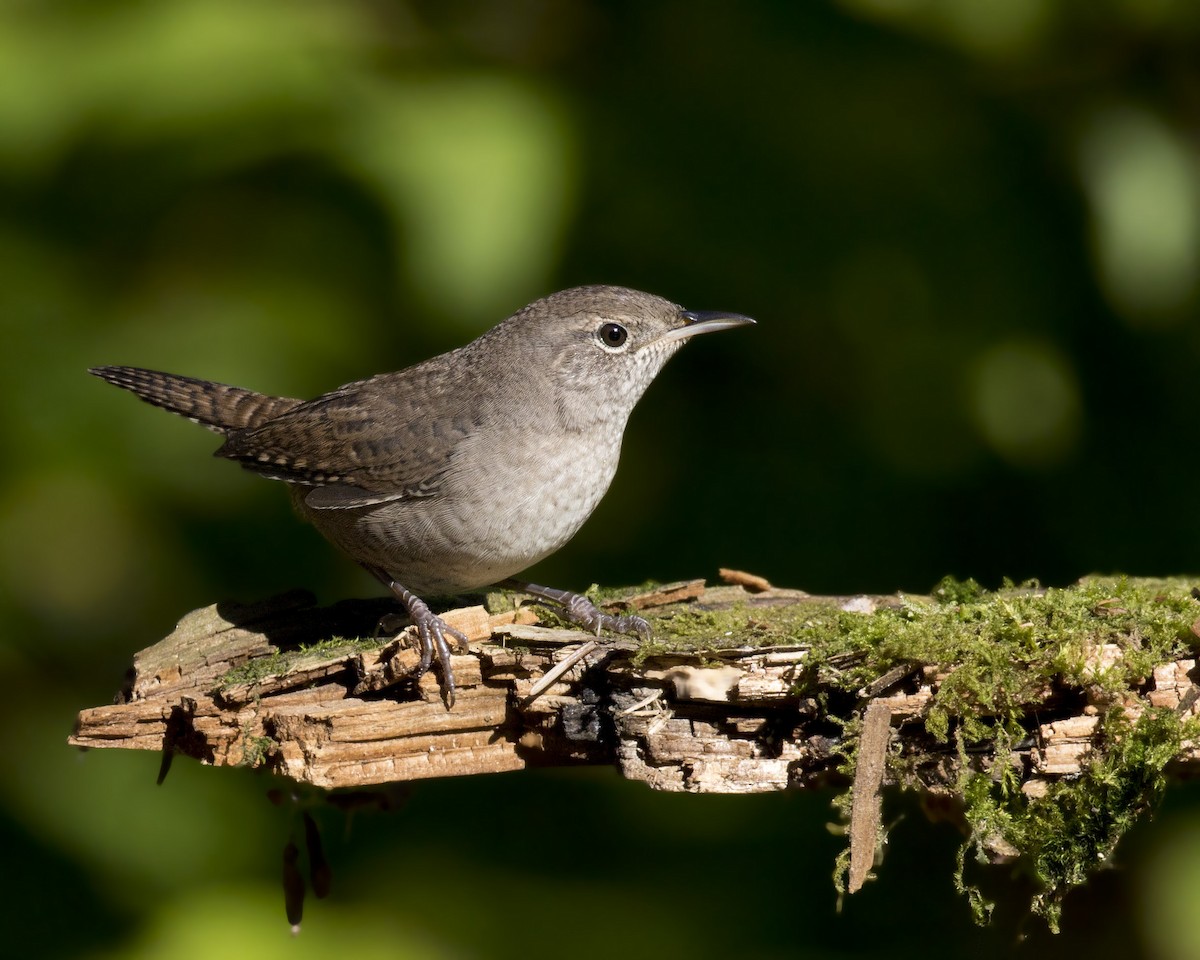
[408,604,468,709]
[420,615,466,707]
[369,574,470,710]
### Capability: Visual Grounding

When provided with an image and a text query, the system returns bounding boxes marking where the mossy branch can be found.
[70,574,1200,930]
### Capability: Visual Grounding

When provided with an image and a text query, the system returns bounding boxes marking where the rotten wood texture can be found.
[70,581,1200,796]
[848,701,891,894]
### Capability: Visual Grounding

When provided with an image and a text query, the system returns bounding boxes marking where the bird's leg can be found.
[364,565,469,709]
[503,579,651,638]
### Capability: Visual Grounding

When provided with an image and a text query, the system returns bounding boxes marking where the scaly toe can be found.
[563,595,651,638]
[410,611,463,708]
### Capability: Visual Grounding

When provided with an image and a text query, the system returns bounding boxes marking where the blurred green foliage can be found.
[3,1,1200,957]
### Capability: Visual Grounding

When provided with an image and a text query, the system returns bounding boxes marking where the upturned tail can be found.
[89,365,302,435]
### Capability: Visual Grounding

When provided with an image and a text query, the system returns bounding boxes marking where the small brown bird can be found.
[91,285,753,705]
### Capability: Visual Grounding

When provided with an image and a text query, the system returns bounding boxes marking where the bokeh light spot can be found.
[1078,105,1200,324]
[342,76,575,323]
[969,340,1081,467]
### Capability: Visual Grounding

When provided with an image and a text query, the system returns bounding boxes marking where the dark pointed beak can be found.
[656,309,756,347]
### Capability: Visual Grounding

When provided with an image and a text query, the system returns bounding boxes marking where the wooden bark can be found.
[70,580,817,789]
[70,577,1200,794]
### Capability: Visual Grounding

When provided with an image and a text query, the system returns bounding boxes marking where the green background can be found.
[4,1,1200,957]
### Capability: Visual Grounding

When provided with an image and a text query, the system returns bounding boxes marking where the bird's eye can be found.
[597,322,628,348]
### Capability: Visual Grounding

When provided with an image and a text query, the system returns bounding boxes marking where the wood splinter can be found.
[848,700,893,894]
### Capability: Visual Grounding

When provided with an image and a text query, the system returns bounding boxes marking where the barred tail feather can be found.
[89,365,301,435]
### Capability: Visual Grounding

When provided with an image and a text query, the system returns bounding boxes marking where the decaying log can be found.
[73,580,835,790]
[70,577,1200,790]
[69,574,1200,928]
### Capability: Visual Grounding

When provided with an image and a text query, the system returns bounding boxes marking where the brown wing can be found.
[215,362,476,505]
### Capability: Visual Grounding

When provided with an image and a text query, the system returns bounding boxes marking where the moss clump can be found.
[219,636,380,690]
[239,734,276,768]
[634,601,817,663]
[802,575,1196,739]
[955,706,1195,931]
[484,591,523,615]
[818,575,1199,930]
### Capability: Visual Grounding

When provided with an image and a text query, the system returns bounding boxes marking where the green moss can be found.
[239,734,276,768]
[931,575,989,604]
[634,600,816,663]
[1026,708,1192,929]
[819,575,1199,929]
[955,707,1198,931]
[485,591,522,615]
[219,635,380,689]
[587,580,670,604]
[803,576,1195,739]
[221,652,291,688]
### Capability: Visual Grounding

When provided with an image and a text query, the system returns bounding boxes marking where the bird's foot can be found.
[504,580,651,638]
[373,582,469,709]
[561,593,651,637]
